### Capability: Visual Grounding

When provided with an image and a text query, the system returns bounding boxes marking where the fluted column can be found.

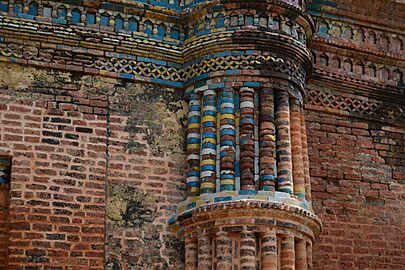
[290,98,305,198]
[219,88,236,191]
[280,236,295,270]
[186,93,202,196]
[240,230,256,270]
[259,89,276,191]
[295,239,307,270]
[239,87,256,191]
[216,231,232,270]
[301,112,312,202]
[198,235,212,270]
[261,231,278,270]
[275,92,293,194]
[185,237,198,270]
[200,89,217,194]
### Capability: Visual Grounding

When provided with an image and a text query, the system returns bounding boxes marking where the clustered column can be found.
[186,93,202,196]
[183,230,313,270]
[200,89,217,194]
[185,86,311,200]
[216,232,232,270]
[301,111,312,202]
[219,88,236,191]
[239,87,256,191]
[290,98,305,198]
[261,231,277,270]
[259,89,276,191]
[274,92,293,194]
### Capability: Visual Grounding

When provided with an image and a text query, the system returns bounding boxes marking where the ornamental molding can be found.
[306,84,405,125]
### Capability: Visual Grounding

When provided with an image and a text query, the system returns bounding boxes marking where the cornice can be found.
[310,70,405,105]
[0,3,313,91]
[308,0,405,32]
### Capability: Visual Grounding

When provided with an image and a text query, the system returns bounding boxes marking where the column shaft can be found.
[186,93,202,196]
[200,90,217,194]
[198,235,212,270]
[216,232,232,270]
[290,99,305,198]
[300,112,312,202]
[261,231,278,270]
[275,92,293,194]
[295,239,307,270]
[240,230,256,270]
[220,88,236,191]
[307,242,313,270]
[185,237,198,270]
[239,87,256,191]
[259,89,276,191]
[280,236,295,270]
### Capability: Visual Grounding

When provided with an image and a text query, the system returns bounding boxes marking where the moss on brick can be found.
[107,184,157,228]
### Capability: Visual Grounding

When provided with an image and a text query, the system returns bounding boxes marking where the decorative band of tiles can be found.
[0,39,305,88]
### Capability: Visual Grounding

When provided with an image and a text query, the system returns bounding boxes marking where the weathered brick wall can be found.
[306,86,405,269]
[0,62,186,270]
[0,64,108,269]
[105,83,187,269]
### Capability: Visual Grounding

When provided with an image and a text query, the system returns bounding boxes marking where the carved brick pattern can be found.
[0,41,304,84]
[306,88,405,123]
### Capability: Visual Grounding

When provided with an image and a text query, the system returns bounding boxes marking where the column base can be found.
[170,195,321,270]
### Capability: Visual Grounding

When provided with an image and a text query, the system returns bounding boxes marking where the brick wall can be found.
[0,85,107,269]
[307,102,405,269]
[0,63,186,270]
[104,82,187,269]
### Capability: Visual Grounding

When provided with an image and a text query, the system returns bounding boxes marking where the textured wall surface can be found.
[306,83,405,270]
[0,0,403,269]
[0,63,186,270]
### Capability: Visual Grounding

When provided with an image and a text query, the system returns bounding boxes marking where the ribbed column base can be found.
[171,200,321,270]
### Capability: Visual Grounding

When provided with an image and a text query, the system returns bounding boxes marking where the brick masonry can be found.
[306,87,405,269]
[0,0,403,269]
[0,63,187,270]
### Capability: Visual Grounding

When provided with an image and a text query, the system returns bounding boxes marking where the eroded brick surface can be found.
[307,108,405,269]
[0,63,187,270]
